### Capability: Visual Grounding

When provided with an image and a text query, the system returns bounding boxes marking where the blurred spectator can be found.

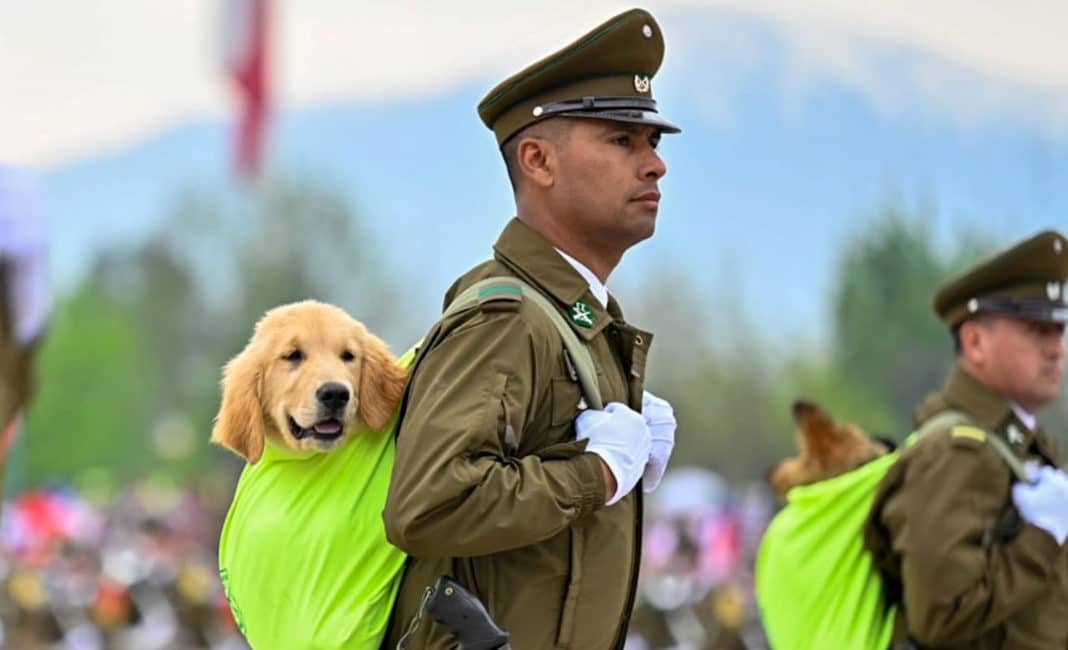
[627,467,774,650]
[0,164,50,501]
[0,474,247,649]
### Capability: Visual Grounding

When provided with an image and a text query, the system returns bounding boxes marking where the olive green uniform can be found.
[382,8,679,646]
[865,230,1068,649]
[0,266,35,432]
[866,366,1068,648]
[382,219,653,649]
[0,264,38,498]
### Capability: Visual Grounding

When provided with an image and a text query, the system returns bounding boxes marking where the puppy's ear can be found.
[358,334,409,431]
[791,399,827,423]
[211,344,267,464]
[767,458,803,500]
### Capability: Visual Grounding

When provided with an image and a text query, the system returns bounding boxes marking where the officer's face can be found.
[551,119,667,251]
[967,316,1066,411]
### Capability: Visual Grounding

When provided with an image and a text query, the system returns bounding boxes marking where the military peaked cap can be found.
[934,230,1068,328]
[477,8,680,145]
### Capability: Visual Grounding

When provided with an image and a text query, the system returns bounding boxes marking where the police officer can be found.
[866,230,1068,649]
[0,165,49,500]
[382,8,679,649]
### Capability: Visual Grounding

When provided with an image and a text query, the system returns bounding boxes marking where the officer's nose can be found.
[316,382,350,411]
[1043,323,1066,358]
[643,149,667,181]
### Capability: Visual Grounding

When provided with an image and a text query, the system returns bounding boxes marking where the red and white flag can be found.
[222,0,271,179]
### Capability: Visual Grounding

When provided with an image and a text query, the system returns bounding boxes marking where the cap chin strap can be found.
[535,95,659,117]
[970,297,1068,323]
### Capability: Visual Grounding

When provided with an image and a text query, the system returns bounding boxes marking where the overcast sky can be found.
[3,1,1068,167]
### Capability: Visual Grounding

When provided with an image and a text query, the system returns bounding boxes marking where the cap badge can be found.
[1048,282,1062,300]
[1055,238,1064,254]
[967,298,979,313]
[570,300,595,328]
[642,24,653,38]
[634,75,651,93]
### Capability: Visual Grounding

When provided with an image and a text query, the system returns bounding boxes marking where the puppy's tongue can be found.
[314,421,342,434]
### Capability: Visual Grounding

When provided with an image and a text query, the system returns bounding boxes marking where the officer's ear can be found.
[517,136,557,189]
[958,315,995,365]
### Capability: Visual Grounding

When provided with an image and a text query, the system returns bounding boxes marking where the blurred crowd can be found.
[627,468,774,650]
[0,467,774,650]
[0,474,247,650]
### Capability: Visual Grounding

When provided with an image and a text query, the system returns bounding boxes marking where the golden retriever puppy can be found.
[211,300,408,464]
[767,400,892,499]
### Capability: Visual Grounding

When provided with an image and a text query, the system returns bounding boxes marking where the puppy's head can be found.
[211,300,409,463]
[766,399,891,499]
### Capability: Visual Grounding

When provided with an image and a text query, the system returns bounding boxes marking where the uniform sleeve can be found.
[383,307,606,558]
[888,434,1062,646]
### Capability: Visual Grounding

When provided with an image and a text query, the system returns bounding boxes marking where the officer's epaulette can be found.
[950,425,1031,483]
[475,282,523,311]
[950,425,986,443]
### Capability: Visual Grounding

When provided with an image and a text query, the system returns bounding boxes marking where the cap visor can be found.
[557,109,681,134]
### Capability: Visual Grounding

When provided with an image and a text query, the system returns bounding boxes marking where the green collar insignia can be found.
[570,300,595,328]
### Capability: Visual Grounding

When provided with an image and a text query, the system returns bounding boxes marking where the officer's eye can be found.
[341,350,355,362]
[649,133,662,149]
[610,134,632,147]
[1030,321,1066,338]
[283,349,303,363]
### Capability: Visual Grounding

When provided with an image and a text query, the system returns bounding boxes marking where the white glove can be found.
[1013,465,1068,545]
[641,390,676,492]
[576,402,652,505]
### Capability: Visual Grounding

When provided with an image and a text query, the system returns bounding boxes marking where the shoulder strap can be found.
[443,277,603,410]
[913,409,969,439]
[914,409,1031,483]
[985,433,1032,484]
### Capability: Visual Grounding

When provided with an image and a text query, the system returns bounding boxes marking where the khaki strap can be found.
[915,409,1031,483]
[443,278,603,410]
[985,432,1033,484]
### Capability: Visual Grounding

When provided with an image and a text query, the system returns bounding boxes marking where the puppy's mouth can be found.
[288,416,345,442]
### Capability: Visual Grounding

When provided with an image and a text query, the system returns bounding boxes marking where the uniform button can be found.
[634,334,644,346]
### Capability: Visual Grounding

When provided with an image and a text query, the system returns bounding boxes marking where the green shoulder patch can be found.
[477,283,523,311]
[951,426,986,443]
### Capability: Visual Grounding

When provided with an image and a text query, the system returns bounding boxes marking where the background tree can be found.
[16,177,406,491]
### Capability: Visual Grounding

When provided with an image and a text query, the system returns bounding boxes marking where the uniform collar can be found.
[1010,402,1037,431]
[493,217,620,340]
[555,247,609,308]
[929,364,1059,463]
[938,364,1014,432]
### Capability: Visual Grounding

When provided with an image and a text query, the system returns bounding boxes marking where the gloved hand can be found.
[1013,464,1068,545]
[576,402,652,505]
[641,390,676,492]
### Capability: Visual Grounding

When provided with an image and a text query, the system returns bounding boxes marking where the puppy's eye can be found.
[283,349,303,363]
[341,350,355,362]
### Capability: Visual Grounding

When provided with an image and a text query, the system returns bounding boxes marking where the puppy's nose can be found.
[316,382,350,410]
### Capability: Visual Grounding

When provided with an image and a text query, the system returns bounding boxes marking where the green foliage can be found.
[15,188,1039,492]
[629,209,1000,483]
[628,266,789,481]
[831,211,995,431]
[23,284,159,485]
[15,177,403,490]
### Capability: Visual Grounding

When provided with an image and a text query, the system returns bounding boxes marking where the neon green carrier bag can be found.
[217,278,604,649]
[756,452,900,650]
[218,345,417,650]
[755,413,1030,650]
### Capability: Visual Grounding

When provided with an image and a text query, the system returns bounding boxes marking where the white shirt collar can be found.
[1010,402,1037,431]
[555,248,609,308]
